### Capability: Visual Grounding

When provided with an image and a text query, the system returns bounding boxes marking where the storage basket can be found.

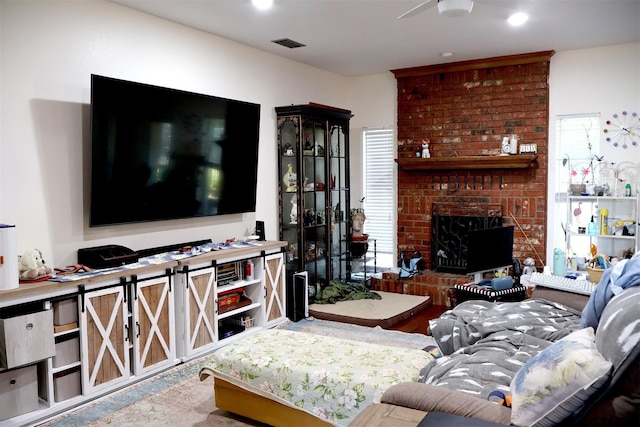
[587,253,610,284]
[586,266,604,284]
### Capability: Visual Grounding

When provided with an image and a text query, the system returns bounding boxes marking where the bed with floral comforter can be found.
[199,328,433,426]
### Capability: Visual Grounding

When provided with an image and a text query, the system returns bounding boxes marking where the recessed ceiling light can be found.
[441,52,454,57]
[508,12,528,26]
[252,0,273,10]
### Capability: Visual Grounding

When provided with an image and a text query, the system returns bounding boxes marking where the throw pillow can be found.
[510,327,612,427]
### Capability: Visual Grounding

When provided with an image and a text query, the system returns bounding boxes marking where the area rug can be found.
[39,320,434,427]
[309,291,432,328]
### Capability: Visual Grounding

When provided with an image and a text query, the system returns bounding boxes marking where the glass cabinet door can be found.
[302,119,328,290]
[329,123,350,281]
[278,117,300,265]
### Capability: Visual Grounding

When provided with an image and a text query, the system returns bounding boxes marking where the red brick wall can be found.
[380,52,553,305]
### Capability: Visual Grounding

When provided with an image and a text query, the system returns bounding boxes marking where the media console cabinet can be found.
[0,241,287,426]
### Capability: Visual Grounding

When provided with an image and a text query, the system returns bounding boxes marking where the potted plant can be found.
[563,125,604,195]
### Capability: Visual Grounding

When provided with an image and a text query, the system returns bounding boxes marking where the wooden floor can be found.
[388,304,448,335]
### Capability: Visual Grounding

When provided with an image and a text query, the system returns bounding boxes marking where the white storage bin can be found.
[0,310,55,369]
[53,368,81,402]
[53,298,78,326]
[52,336,80,368]
[0,364,38,420]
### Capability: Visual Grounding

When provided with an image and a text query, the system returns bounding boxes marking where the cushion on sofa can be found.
[593,287,640,385]
[577,287,640,426]
[510,327,612,427]
[381,382,511,425]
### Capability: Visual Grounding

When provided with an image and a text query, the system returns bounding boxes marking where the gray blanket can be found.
[421,299,582,398]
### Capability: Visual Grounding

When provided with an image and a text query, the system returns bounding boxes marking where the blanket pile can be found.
[313,280,381,304]
[421,299,582,398]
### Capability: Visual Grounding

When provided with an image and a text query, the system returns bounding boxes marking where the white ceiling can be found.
[111,0,640,77]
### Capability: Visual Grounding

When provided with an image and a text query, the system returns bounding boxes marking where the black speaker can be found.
[286,271,308,322]
[78,245,139,269]
[255,220,265,241]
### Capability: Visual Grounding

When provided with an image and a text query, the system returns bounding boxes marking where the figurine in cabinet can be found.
[283,143,294,156]
[304,209,316,226]
[283,163,297,192]
[289,195,298,224]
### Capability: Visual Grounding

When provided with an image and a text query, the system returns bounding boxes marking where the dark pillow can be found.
[578,287,640,425]
[594,287,640,384]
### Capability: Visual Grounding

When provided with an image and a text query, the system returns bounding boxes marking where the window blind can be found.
[363,127,395,265]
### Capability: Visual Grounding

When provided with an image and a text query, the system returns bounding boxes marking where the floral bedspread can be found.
[200,328,433,426]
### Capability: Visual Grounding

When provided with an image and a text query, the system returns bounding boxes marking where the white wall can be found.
[347,73,397,210]
[0,0,363,266]
[1,1,636,269]
[547,42,640,264]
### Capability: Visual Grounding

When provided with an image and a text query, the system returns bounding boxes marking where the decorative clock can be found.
[603,111,639,148]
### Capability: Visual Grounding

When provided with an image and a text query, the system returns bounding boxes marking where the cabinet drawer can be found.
[0,365,38,420]
[0,310,55,369]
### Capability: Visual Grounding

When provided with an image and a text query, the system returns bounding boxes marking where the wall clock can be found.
[603,111,639,148]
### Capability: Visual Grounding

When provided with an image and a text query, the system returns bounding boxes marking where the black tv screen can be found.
[466,225,514,279]
[89,75,260,227]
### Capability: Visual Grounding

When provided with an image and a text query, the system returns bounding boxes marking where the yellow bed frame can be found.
[214,377,333,427]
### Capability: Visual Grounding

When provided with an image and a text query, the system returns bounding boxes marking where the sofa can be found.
[355,284,640,427]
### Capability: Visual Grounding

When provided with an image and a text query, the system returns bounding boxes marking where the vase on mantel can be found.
[569,184,586,196]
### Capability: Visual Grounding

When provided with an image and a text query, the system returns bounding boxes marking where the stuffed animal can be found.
[18,249,53,280]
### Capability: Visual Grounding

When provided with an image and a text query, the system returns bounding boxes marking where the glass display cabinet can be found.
[276,103,353,304]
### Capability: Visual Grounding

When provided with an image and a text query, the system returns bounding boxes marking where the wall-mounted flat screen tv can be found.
[89,75,260,227]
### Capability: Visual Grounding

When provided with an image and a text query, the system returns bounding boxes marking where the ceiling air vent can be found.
[271,38,306,49]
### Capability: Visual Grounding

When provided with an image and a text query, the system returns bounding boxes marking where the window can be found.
[362,127,395,267]
[556,114,601,192]
[555,114,601,255]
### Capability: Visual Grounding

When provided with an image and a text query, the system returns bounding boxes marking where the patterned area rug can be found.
[39,320,435,427]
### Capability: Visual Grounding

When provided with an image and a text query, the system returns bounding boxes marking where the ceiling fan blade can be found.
[397,0,437,19]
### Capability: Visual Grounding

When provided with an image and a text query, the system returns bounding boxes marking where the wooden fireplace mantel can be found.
[395,154,538,171]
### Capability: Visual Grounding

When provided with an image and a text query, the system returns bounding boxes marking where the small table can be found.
[450,283,527,307]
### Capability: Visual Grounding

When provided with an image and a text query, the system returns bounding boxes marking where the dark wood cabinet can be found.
[276,104,353,307]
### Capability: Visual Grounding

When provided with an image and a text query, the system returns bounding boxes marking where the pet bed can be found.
[199,328,433,426]
[309,291,431,328]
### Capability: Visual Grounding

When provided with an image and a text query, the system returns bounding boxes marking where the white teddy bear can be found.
[18,249,53,280]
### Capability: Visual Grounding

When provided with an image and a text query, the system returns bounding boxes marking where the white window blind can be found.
[363,127,395,266]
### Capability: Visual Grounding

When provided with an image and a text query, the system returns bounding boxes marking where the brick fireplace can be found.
[370,51,553,306]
